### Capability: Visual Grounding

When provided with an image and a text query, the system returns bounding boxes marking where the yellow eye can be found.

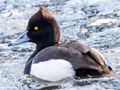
[34,26,38,30]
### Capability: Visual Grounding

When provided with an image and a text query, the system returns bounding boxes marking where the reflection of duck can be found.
[9,5,116,82]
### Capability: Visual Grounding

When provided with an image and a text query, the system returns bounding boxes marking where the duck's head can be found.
[9,5,60,50]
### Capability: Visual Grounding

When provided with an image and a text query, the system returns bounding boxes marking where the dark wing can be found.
[86,48,109,73]
[58,42,109,73]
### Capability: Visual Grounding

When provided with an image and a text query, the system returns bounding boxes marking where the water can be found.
[0,0,120,89]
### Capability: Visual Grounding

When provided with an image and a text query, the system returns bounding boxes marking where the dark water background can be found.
[0,0,120,90]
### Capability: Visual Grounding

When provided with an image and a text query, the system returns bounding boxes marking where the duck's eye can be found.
[34,26,38,30]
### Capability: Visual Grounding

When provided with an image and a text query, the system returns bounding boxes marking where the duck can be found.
[9,5,116,82]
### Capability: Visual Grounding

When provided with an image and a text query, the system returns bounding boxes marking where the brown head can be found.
[9,5,60,50]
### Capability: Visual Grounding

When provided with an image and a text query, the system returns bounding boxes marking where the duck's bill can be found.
[8,31,30,46]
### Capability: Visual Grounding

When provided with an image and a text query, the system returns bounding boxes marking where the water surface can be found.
[0,0,120,90]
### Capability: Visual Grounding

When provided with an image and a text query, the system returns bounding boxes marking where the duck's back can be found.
[32,42,115,78]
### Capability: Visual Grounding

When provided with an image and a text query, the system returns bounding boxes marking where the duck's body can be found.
[9,5,116,82]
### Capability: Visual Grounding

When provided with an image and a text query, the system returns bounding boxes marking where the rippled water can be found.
[0,0,120,90]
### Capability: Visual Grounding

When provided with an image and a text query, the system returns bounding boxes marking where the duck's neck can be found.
[27,45,44,63]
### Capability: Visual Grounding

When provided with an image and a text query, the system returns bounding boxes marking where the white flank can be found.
[92,48,106,63]
[30,59,75,82]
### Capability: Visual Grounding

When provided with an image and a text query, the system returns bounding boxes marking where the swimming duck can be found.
[9,5,116,82]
